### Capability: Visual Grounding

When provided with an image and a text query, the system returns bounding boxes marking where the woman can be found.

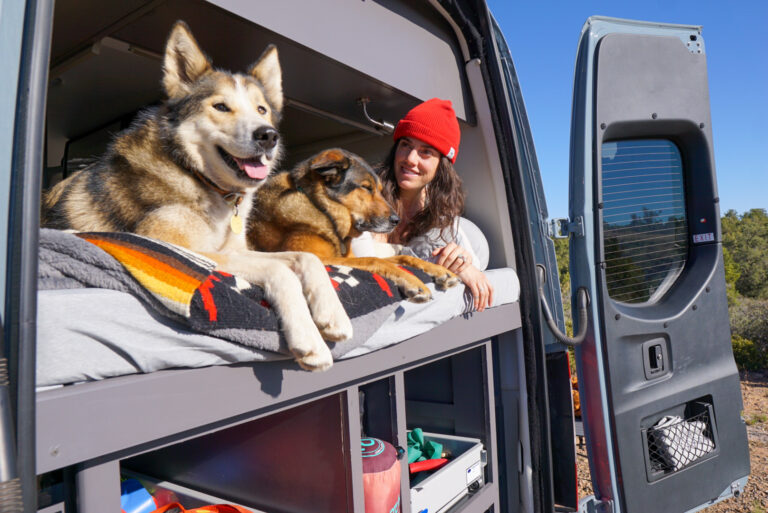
[369,98,494,311]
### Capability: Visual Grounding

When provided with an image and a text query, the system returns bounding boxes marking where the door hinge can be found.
[578,496,613,513]
[548,216,584,239]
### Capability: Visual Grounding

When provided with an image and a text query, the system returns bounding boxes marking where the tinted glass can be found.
[601,140,688,303]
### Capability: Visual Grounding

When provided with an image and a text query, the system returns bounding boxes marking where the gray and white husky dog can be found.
[42,21,352,371]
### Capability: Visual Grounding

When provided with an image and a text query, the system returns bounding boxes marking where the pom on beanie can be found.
[393,98,460,163]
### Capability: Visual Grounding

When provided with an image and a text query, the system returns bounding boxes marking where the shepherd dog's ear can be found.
[163,21,212,99]
[249,45,283,114]
[308,149,351,187]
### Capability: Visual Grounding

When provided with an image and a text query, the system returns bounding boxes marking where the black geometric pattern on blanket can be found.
[186,264,429,333]
[37,229,434,360]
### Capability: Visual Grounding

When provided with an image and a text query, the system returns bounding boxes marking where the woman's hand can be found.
[432,242,472,274]
[457,265,494,312]
[432,243,492,310]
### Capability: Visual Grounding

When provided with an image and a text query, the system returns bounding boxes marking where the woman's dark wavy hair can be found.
[379,139,465,244]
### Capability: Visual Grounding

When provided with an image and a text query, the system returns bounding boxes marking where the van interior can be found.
[44,0,516,269]
[37,1,577,512]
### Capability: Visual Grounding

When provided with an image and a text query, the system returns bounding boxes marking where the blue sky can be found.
[488,0,768,220]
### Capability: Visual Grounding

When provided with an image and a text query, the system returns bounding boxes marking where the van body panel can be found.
[569,16,750,513]
[5,1,55,511]
[0,0,27,317]
[484,12,577,511]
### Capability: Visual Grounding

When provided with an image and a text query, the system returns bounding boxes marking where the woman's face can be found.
[394,137,441,193]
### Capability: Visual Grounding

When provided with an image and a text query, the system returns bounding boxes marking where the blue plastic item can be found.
[120,478,157,513]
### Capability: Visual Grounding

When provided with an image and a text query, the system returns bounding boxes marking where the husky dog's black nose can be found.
[389,214,400,225]
[254,126,279,150]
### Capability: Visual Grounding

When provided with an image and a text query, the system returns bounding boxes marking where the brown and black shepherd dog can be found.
[247,148,460,302]
[41,22,352,371]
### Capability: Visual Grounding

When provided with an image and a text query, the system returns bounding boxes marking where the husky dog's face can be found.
[162,22,283,192]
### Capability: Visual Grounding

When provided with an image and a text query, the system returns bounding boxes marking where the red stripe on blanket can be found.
[200,274,222,321]
[372,273,393,297]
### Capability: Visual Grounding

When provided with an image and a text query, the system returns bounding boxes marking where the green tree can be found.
[722,208,768,299]
[722,246,741,306]
[553,238,572,336]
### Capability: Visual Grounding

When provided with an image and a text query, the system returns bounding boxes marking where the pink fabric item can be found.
[361,438,401,513]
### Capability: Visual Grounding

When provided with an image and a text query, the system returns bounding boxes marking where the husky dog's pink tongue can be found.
[235,157,269,180]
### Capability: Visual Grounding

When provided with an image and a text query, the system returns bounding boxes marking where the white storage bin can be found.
[409,432,487,513]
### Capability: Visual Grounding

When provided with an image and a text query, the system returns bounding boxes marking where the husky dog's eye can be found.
[213,103,231,112]
[362,183,374,193]
[257,105,268,115]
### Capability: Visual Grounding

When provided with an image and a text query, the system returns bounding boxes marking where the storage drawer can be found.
[409,432,486,513]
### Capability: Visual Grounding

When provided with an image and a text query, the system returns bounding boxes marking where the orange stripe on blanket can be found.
[84,239,202,296]
[83,233,211,282]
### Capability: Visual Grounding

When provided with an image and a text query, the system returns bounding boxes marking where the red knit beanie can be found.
[393,98,460,163]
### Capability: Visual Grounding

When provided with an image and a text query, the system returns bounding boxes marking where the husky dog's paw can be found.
[316,312,353,342]
[288,323,334,371]
[287,251,353,342]
[296,347,334,372]
[434,271,461,290]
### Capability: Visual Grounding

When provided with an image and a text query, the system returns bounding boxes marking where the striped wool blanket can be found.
[38,229,411,359]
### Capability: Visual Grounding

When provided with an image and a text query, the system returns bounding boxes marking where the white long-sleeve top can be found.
[350,217,489,271]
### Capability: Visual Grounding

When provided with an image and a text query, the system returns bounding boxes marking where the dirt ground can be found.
[576,371,768,512]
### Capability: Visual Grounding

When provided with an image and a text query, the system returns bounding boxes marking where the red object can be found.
[199,274,221,322]
[151,503,251,513]
[409,458,449,474]
[393,98,461,163]
[372,273,394,297]
[361,438,401,513]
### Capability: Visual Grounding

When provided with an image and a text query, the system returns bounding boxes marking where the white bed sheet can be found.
[36,268,519,387]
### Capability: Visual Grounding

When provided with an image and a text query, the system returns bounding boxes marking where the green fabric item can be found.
[407,428,443,464]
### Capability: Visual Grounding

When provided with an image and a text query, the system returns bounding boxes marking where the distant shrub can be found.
[731,334,766,371]
[730,297,768,351]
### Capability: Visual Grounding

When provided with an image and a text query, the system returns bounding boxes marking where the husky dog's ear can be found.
[163,21,212,99]
[249,45,283,113]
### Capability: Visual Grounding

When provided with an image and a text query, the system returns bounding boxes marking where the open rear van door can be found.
[568,16,750,513]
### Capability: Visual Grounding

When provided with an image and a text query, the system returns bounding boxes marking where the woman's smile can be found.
[394,137,440,192]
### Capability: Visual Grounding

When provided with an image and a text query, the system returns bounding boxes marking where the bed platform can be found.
[35,221,522,513]
[37,299,522,512]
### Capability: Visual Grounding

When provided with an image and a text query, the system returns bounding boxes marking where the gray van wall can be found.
[459,125,509,269]
[209,0,470,121]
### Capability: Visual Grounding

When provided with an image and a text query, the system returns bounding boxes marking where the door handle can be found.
[536,264,590,347]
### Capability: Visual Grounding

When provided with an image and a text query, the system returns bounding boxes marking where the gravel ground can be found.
[576,371,768,513]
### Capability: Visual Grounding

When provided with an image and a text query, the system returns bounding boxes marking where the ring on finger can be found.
[457,254,465,261]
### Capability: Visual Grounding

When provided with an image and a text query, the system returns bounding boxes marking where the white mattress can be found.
[36,268,519,387]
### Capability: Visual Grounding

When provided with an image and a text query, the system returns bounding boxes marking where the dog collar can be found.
[190,168,245,206]
[187,168,246,234]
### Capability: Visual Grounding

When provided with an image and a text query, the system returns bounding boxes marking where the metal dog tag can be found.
[230,213,244,234]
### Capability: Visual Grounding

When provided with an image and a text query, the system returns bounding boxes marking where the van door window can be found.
[601,139,688,303]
